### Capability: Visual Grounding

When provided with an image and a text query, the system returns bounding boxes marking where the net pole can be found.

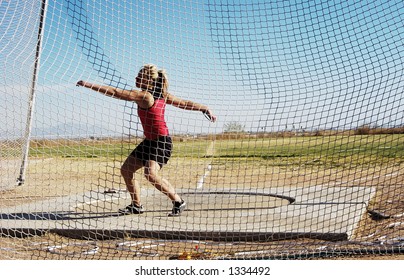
[17,0,49,185]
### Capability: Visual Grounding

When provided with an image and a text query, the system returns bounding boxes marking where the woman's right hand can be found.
[76,80,85,87]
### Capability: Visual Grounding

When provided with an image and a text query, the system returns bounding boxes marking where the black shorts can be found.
[130,136,172,168]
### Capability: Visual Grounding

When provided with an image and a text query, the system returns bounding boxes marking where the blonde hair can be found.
[142,64,168,93]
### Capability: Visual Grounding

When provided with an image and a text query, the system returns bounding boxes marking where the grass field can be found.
[20,134,404,164]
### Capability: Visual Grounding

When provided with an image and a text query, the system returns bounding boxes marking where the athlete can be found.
[76,64,216,216]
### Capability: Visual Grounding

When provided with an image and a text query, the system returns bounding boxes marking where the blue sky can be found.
[1,0,403,139]
[207,0,404,131]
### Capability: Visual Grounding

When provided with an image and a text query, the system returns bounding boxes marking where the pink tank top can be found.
[138,98,169,139]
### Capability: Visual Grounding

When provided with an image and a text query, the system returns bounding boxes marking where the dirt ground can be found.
[1,156,404,260]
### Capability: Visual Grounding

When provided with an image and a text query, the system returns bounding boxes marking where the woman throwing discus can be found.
[77,64,216,216]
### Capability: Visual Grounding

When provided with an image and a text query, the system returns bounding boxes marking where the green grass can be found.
[29,144,130,159]
[3,134,403,168]
[225,135,403,158]
[215,135,404,168]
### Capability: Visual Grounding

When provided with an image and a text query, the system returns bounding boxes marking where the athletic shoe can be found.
[118,204,144,215]
[168,200,186,216]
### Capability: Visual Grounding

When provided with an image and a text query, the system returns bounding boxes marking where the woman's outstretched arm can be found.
[165,92,217,122]
[76,80,153,108]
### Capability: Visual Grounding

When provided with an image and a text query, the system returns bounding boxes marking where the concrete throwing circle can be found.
[74,190,294,213]
[1,186,374,242]
[180,191,294,211]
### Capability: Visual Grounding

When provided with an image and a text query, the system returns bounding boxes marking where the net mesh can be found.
[1,0,403,260]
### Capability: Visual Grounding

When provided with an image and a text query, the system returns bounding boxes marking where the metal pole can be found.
[17,0,48,185]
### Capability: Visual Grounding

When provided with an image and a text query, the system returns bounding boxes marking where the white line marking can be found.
[197,164,212,189]
[196,141,215,189]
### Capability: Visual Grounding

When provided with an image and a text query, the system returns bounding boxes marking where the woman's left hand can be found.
[203,109,217,122]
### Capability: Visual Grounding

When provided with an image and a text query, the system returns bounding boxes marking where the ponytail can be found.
[140,64,168,98]
[156,69,168,93]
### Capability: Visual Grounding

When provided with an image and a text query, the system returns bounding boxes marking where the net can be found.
[1,0,403,260]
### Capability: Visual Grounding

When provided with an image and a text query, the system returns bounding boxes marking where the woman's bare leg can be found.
[143,160,181,202]
[120,155,143,206]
